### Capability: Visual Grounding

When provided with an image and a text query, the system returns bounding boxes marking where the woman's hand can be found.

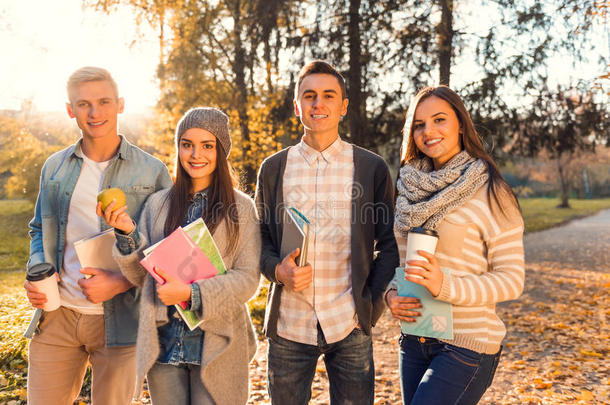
[154,267,192,306]
[386,289,422,322]
[405,250,443,297]
[96,201,135,234]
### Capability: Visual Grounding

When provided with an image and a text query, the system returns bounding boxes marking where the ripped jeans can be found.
[399,334,502,405]
[267,325,374,405]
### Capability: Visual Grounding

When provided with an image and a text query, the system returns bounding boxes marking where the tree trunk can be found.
[229,0,256,191]
[159,6,166,89]
[346,0,366,147]
[263,28,273,95]
[557,153,570,208]
[437,0,454,86]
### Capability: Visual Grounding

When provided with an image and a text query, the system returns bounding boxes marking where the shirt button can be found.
[419,337,426,343]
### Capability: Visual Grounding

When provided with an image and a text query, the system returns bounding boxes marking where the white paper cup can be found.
[405,227,439,279]
[26,264,60,312]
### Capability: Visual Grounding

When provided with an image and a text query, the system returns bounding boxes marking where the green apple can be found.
[97,188,127,211]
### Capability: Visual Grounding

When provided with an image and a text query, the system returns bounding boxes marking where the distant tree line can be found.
[2,1,607,207]
[85,0,607,197]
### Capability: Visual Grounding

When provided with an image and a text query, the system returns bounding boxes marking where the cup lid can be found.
[408,227,439,238]
[26,263,56,281]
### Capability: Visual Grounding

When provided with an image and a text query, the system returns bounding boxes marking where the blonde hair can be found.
[66,66,119,102]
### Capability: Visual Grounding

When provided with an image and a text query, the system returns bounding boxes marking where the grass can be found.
[0,200,33,402]
[1,197,609,402]
[0,200,32,272]
[518,197,610,232]
[0,270,30,403]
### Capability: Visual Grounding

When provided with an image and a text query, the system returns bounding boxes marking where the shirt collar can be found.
[297,135,345,165]
[69,134,131,160]
[190,188,209,203]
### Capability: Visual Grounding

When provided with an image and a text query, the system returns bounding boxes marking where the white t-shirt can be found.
[60,151,111,314]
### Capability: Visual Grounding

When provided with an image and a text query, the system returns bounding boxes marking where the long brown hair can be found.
[400,85,519,214]
[163,141,240,254]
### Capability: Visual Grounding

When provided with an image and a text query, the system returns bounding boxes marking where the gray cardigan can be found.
[113,188,261,405]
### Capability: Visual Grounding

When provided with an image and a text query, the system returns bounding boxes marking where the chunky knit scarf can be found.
[395,151,489,236]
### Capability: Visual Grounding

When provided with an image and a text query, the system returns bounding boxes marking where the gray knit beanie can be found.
[175,107,231,157]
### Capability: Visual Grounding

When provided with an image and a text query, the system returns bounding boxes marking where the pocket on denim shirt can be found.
[123,185,157,216]
[41,181,60,218]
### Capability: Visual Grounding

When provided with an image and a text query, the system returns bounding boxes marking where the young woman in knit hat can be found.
[385,86,525,404]
[98,107,261,405]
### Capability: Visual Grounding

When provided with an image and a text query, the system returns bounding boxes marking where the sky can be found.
[0,0,607,114]
[0,0,159,114]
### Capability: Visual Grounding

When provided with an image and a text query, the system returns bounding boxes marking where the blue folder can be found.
[396,267,453,339]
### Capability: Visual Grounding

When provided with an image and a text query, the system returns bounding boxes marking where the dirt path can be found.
[523,209,610,272]
[247,211,610,404]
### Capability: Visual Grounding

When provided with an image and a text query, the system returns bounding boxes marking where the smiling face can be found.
[412,95,463,169]
[66,80,124,142]
[178,128,218,193]
[294,73,348,146]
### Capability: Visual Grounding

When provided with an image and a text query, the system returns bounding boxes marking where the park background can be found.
[0,0,608,404]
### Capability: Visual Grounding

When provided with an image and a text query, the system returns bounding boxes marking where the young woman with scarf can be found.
[98,107,261,405]
[385,86,525,404]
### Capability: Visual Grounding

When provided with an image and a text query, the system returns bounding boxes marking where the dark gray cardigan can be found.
[255,145,399,338]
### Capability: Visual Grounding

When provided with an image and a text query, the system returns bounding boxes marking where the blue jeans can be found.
[147,362,211,405]
[399,334,502,405]
[267,326,374,405]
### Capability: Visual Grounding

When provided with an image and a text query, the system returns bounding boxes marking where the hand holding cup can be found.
[405,227,443,297]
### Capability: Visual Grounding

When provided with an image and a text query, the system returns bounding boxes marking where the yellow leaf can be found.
[534,378,553,389]
[579,349,603,358]
[580,390,594,400]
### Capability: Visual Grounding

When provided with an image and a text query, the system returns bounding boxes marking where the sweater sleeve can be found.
[384,231,407,294]
[193,196,261,322]
[436,199,525,306]
[255,159,282,283]
[111,196,158,288]
[368,160,400,299]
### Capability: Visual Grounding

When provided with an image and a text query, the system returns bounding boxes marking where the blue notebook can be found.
[396,267,453,339]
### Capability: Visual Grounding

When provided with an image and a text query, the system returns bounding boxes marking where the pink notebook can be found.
[140,227,218,308]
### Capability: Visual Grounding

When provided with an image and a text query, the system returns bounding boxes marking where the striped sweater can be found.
[388,184,525,354]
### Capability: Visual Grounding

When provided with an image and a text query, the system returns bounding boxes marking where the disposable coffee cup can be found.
[26,263,60,311]
[405,227,439,279]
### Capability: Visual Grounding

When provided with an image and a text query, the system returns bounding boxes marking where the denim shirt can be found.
[27,136,172,347]
[116,189,208,365]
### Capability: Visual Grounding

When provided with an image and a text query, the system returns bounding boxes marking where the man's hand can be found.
[78,268,132,304]
[385,289,422,323]
[154,267,191,306]
[24,273,60,309]
[96,201,135,234]
[276,248,313,292]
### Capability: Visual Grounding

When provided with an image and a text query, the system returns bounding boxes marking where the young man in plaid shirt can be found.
[255,60,399,404]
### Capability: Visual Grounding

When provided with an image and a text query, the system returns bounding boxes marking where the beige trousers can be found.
[27,306,136,405]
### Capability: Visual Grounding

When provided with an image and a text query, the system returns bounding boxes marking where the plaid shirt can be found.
[278,137,357,345]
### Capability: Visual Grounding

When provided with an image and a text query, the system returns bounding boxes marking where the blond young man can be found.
[255,61,399,404]
[24,67,172,405]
